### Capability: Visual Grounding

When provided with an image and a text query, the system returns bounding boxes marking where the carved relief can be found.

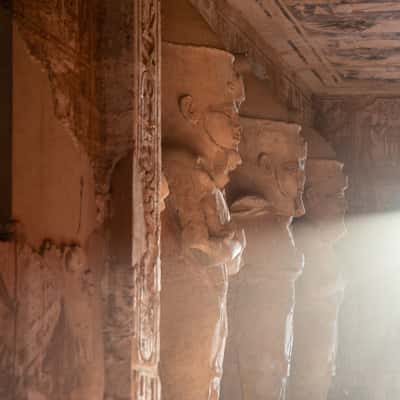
[11,2,162,400]
[288,128,348,400]
[316,96,400,213]
[101,1,162,399]
[13,0,136,193]
[0,239,105,400]
[221,117,307,400]
[132,1,162,397]
[161,42,245,400]
[13,0,98,176]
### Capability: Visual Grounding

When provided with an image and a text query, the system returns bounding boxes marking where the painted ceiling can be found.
[195,0,400,95]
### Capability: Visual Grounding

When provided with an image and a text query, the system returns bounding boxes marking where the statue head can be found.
[231,117,307,217]
[162,42,245,186]
[300,127,348,242]
[304,160,348,242]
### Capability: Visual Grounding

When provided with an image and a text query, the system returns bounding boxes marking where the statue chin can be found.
[272,200,302,219]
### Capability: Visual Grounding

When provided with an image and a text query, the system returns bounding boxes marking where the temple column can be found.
[222,118,307,400]
[160,42,245,400]
[288,128,348,400]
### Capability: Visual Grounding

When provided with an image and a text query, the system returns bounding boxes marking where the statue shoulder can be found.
[163,146,215,192]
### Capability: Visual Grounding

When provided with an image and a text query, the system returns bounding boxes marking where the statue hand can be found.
[225,229,246,275]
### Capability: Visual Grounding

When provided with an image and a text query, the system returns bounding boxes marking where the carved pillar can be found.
[132,0,162,397]
[104,1,162,399]
[222,118,307,400]
[288,128,347,400]
[160,42,245,400]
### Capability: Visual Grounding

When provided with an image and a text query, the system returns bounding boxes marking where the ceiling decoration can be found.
[199,0,400,95]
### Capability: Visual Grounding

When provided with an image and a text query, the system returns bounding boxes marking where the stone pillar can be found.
[8,1,163,399]
[160,42,245,400]
[222,117,307,400]
[288,128,348,400]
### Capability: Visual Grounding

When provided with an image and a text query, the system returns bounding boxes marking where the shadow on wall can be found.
[0,4,12,240]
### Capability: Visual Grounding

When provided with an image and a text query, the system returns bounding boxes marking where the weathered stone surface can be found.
[316,96,400,213]
[161,42,245,400]
[288,128,348,400]
[222,117,306,400]
[12,2,163,399]
[0,239,105,400]
[12,27,98,249]
[13,0,135,193]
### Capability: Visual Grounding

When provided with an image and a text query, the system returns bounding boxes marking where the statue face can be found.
[162,43,244,187]
[204,103,242,151]
[304,160,348,242]
[271,151,306,217]
[236,118,307,217]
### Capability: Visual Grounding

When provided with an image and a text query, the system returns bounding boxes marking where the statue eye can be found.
[258,153,273,172]
[284,162,298,173]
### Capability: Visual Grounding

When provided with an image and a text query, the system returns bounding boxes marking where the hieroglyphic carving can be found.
[132,0,162,398]
[13,1,137,194]
[13,0,98,168]
[103,2,162,399]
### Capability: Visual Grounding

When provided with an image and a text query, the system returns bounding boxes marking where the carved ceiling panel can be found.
[219,0,400,95]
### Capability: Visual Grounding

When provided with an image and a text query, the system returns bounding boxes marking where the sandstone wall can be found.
[316,96,400,399]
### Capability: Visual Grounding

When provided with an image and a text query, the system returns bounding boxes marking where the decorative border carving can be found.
[132,1,161,399]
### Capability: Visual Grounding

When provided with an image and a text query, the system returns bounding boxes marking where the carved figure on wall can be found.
[8,240,105,400]
[160,42,245,400]
[288,128,348,400]
[221,117,307,400]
